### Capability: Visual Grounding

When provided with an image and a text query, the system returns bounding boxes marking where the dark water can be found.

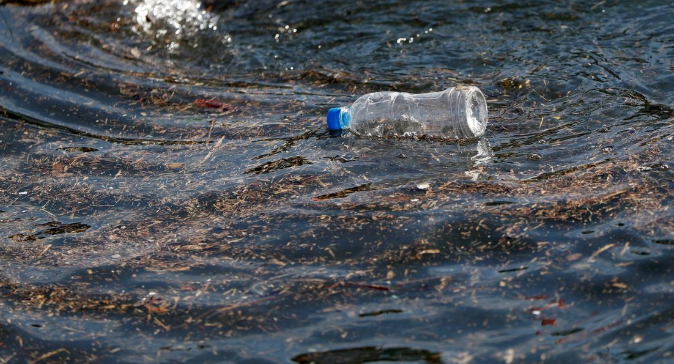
[0,0,673,362]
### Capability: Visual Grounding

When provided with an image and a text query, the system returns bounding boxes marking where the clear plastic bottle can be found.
[326,85,488,139]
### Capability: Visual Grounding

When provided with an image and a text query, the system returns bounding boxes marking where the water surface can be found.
[1,0,673,363]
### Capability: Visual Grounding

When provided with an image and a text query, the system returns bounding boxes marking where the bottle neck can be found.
[339,107,352,129]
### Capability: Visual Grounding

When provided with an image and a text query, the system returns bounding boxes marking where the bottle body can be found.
[327,86,488,139]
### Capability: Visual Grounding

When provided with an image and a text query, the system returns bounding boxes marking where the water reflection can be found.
[125,0,220,48]
[471,137,493,166]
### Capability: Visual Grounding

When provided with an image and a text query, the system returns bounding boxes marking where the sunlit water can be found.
[0,0,673,363]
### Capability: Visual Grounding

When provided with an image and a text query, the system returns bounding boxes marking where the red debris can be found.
[194,98,232,110]
[542,318,556,326]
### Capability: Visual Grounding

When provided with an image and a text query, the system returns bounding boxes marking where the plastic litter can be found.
[327,85,488,139]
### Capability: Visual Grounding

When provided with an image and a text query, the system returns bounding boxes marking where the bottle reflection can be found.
[471,137,493,166]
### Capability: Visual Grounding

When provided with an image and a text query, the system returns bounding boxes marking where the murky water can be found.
[0,0,673,363]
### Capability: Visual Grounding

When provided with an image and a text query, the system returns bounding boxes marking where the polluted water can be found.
[0,0,674,363]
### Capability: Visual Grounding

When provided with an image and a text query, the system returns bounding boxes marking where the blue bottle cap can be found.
[326,107,351,131]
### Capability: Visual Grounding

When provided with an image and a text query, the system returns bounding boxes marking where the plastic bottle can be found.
[326,85,488,139]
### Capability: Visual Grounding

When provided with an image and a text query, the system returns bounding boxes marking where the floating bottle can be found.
[326,85,488,139]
